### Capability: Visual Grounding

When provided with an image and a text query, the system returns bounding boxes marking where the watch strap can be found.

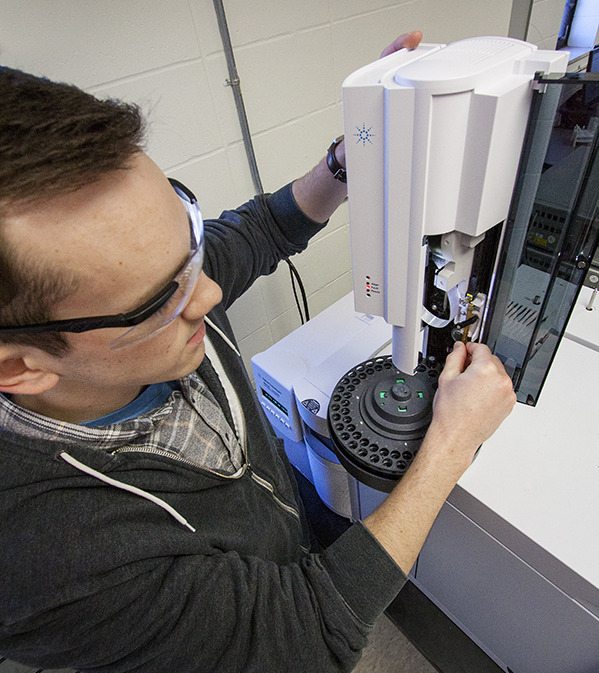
[326,135,347,183]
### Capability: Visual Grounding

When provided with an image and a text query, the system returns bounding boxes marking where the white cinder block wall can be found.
[1,0,559,375]
[527,0,569,49]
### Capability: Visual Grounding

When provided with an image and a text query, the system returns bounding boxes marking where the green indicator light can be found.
[417,392,424,398]
[396,378,405,383]
[380,391,387,398]
[398,406,407,412]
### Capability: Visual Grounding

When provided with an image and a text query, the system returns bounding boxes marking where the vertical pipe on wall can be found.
[212,0,264,194]
[211,0,310,323]
[508,0,534,41]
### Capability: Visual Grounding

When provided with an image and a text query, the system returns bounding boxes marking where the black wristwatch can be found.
[326,135,347,183]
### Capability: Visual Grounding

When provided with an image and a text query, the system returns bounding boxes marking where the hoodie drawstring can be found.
[59,451,196,532]
[57,320,243,534]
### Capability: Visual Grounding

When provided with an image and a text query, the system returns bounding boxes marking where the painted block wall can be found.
[527,0,568,49]
[0,0,518,376]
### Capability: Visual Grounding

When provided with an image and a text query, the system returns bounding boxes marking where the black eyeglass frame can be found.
[0,178,200,337]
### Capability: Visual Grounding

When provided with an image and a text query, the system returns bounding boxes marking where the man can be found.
[0,32,515,673]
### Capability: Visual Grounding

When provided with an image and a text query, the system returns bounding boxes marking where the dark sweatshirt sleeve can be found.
[203,183,326,309]
[0,435,407,673]
[0,461,406,673]
[105,524,407,673]
[9,524,406,673]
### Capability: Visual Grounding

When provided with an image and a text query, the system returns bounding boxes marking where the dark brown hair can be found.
[0,67,147,355]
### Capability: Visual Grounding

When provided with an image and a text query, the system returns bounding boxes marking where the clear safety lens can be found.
[109,194,204,350]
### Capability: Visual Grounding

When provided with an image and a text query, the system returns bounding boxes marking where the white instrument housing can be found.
[342,37,569,372]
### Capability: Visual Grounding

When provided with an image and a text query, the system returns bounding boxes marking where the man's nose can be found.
[181,272,222,320]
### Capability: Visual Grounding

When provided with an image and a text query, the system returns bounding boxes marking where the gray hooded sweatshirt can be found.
[0,184,406,673]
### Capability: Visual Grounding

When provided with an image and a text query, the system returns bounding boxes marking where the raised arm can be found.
[291,30,423,223]
[290,145,348,224]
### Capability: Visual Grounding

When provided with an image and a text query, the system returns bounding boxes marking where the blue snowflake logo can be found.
[354,123,375,146]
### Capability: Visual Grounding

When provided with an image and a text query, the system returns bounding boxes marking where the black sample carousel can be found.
[327,355,441,492]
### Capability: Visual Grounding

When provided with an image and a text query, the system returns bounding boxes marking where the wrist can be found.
[417,422,477,479]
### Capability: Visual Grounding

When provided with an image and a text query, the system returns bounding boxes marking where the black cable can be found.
[288,262,304,324]
[286,259,310,323]
[287,261,304,323]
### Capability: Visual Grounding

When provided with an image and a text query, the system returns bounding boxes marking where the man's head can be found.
[0,66,146,355]
[0,69,222,422]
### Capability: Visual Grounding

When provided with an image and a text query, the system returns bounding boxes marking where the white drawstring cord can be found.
[59,452,196,533]
[204,317,241,357]
[58,321,241,534]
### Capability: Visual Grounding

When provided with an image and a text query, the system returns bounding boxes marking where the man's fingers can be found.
[465,341,490,359]
[466,341,508,375]
[380,30,423,58]
[439,340,468,379]
[402,30,423,49]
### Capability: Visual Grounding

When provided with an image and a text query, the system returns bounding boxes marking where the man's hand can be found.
[380,30,423,58]
[429,341,516,458]
[364,340,515,573]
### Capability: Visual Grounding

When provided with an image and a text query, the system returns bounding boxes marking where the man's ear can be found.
[0,344,60,395]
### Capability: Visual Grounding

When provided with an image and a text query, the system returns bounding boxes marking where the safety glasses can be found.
[0,178,204,350]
